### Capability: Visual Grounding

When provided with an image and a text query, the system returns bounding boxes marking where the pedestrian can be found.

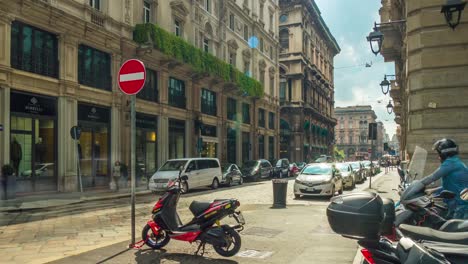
[112,161,121,192]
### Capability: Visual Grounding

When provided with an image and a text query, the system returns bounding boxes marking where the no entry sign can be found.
[118,59,146,95]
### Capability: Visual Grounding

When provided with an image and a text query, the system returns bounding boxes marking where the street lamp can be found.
[441,0,466,29]
[379,74,395,95]
[366,23,384,55]
[366,20,406,55]
[386,101,394,114]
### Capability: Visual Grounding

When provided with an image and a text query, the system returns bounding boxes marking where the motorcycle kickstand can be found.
[195,242,207,256]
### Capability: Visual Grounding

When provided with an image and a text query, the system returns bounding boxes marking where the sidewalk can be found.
[0,186,152,213]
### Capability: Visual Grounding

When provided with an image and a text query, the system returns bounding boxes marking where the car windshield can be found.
[221,164,230,172]
[349,163,360,170]
[336,163,349,171]
[301,164,332,175]
[159,160,188,172]
[363,161,371,167]
[243,161,258,168]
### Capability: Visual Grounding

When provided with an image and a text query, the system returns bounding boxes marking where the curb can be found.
[0,190,153,213]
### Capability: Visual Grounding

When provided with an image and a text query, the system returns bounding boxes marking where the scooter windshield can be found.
[407,146,428,184]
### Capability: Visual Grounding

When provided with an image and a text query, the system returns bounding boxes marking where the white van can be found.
[149,158,223,193]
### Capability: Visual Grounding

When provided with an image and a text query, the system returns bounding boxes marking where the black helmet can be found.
[433,138,458,162]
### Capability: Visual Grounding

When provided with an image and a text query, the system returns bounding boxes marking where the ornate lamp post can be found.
[386,101,394,114]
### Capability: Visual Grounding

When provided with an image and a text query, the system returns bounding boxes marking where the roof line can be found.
[308,0,341,53]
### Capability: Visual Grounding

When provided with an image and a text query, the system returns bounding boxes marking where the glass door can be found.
[79,124,109,189]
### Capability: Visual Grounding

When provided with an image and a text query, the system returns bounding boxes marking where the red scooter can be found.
[142,167,245,257]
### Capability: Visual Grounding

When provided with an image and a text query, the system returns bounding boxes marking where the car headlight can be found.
[295,179,304,185]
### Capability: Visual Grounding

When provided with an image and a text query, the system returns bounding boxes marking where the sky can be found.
[314,0,397,138]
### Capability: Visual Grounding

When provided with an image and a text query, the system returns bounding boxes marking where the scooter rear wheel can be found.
[142,224,170,249]
[213,227,241,257]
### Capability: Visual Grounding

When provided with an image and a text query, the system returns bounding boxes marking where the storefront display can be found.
[136,113,157,187]
[200,124,217,158]
[169,119,185,159]
[10,91,57,193]
[78,103,110,189]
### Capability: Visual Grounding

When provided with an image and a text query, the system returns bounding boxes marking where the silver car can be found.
[221,163,243,186]
[336,163,356,190]
[293,163,344,198]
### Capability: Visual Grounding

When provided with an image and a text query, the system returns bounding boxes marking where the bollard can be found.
[272,179,288,208]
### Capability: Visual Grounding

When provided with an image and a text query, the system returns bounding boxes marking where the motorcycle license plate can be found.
[235,212,246,225]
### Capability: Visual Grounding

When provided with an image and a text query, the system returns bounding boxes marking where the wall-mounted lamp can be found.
[380,74,396,95]
[441,0,466,29]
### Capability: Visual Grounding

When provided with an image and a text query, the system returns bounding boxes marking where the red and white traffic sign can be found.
[118,59,146,95]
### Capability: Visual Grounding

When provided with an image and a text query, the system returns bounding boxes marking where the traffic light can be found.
[368,123,377,140]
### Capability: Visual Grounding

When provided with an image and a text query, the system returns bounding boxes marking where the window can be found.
[260,38,264,52]
[269,136,274,161]
[168,77,186,108]
[201,88,217,116]
[78,45,111,90]
[89,0,100,10]
[259,70,265,86]
[242,103,250,124]
[143,1,151,23]
[203,38,209,53]
[259,3,264,21]
[174,20,182,37]
[138,69,158,102]
[244,62,250,74]
[269,76,274,96]
[279,79,286,101]
[269,13,273,30]
[339,123,344,130]
[204,0,211,13]
[269,45,273,59]
[349,121,353,129]
[11,21,58,78]
[258,135,265,158]
[229,13,235,30]
[243,24,249,41]
[279,29,289,51]
[349,136,353,144]
[269,112,275,129]
[227,98,237,121]
[258,109,265,128]
[229,52,236,66]
[279,14,288,23]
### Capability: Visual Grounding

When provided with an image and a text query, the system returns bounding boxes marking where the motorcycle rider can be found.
[421,138,468,219]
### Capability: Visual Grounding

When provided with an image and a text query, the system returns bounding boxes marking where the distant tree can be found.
[334,147,346,161]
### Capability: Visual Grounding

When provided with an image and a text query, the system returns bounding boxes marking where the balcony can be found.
[133,24,263,97]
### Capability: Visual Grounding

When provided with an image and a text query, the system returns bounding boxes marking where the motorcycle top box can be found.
[327,192,394,239]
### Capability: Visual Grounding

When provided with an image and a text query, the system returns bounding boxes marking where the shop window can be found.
[258,109,265,128]
[227,128,237,163]
[242,103,250,124]
[201,88,217,116]
[168,77,186,109]
[269,112,275,130]
[138,69,158,102]
[11,21,58,78]
[242,132,250,163]
[78,45,111,90]
[169,119,185,159]
[227,98,237,121]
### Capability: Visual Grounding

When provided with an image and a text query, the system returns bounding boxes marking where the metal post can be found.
[74,130,83,193]
[369,139,374,189]
[130,95,136,245]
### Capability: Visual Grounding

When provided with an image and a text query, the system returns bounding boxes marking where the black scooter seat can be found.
[189,201,213,216]
[439,219,468,233]
[399,224,468,245]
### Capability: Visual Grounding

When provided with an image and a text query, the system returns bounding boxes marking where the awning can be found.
[304,143,310,147]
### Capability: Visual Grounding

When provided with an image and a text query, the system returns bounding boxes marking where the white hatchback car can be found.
[149,158,223,193]
[293,163,344,198]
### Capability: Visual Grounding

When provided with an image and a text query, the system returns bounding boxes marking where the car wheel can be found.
[352,178,356,189]
[330,186,335,198]
[339,184,344,195]
[294,194,301,199]
[239,177,243,185]
[228,178,233,187]
[211,178,220,189]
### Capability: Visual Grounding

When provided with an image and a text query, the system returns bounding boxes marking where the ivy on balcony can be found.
[133,23,263,97]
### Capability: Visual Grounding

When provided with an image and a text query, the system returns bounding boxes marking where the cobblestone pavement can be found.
[0,175,385,264]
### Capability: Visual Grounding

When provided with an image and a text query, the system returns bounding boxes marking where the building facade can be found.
[378,0,468,172]
[278,0,340,163]
[0,0,280,195]
[334,106,379,160]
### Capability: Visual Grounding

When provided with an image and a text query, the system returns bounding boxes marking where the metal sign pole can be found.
[74,129,83,193]
[130,95,136,245]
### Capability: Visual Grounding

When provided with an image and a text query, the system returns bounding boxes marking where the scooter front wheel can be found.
[142,224,170,249]
[213,227,241,257]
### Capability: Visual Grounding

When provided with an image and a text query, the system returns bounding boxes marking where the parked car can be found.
[274,158,290,178]
[314,155,333,163]
[362,160,374,176]
[294,163,344,198]
[348,162,365,183]
[241,159,273,181]
[296,162,306,171]
[149,158,222,193]
[336,163,356,189]
[289,163,300,176]
[221,163,243,186]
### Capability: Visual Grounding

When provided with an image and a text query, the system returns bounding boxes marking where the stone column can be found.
[158,116,169,165]
[57,97,78,192]
[0,86,10,168]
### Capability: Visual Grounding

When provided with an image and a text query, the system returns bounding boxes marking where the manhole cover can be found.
[236,249,274,259]
[243,227,283,238]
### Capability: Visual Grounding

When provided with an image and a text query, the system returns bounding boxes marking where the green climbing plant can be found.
[133,23,263,97]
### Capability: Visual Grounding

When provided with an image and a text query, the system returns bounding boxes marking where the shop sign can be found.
[10,92,57,116]
[78,104,110,123]
[201,124,217,137]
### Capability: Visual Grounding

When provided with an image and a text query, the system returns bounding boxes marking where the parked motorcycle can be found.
[142,166,245,257]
